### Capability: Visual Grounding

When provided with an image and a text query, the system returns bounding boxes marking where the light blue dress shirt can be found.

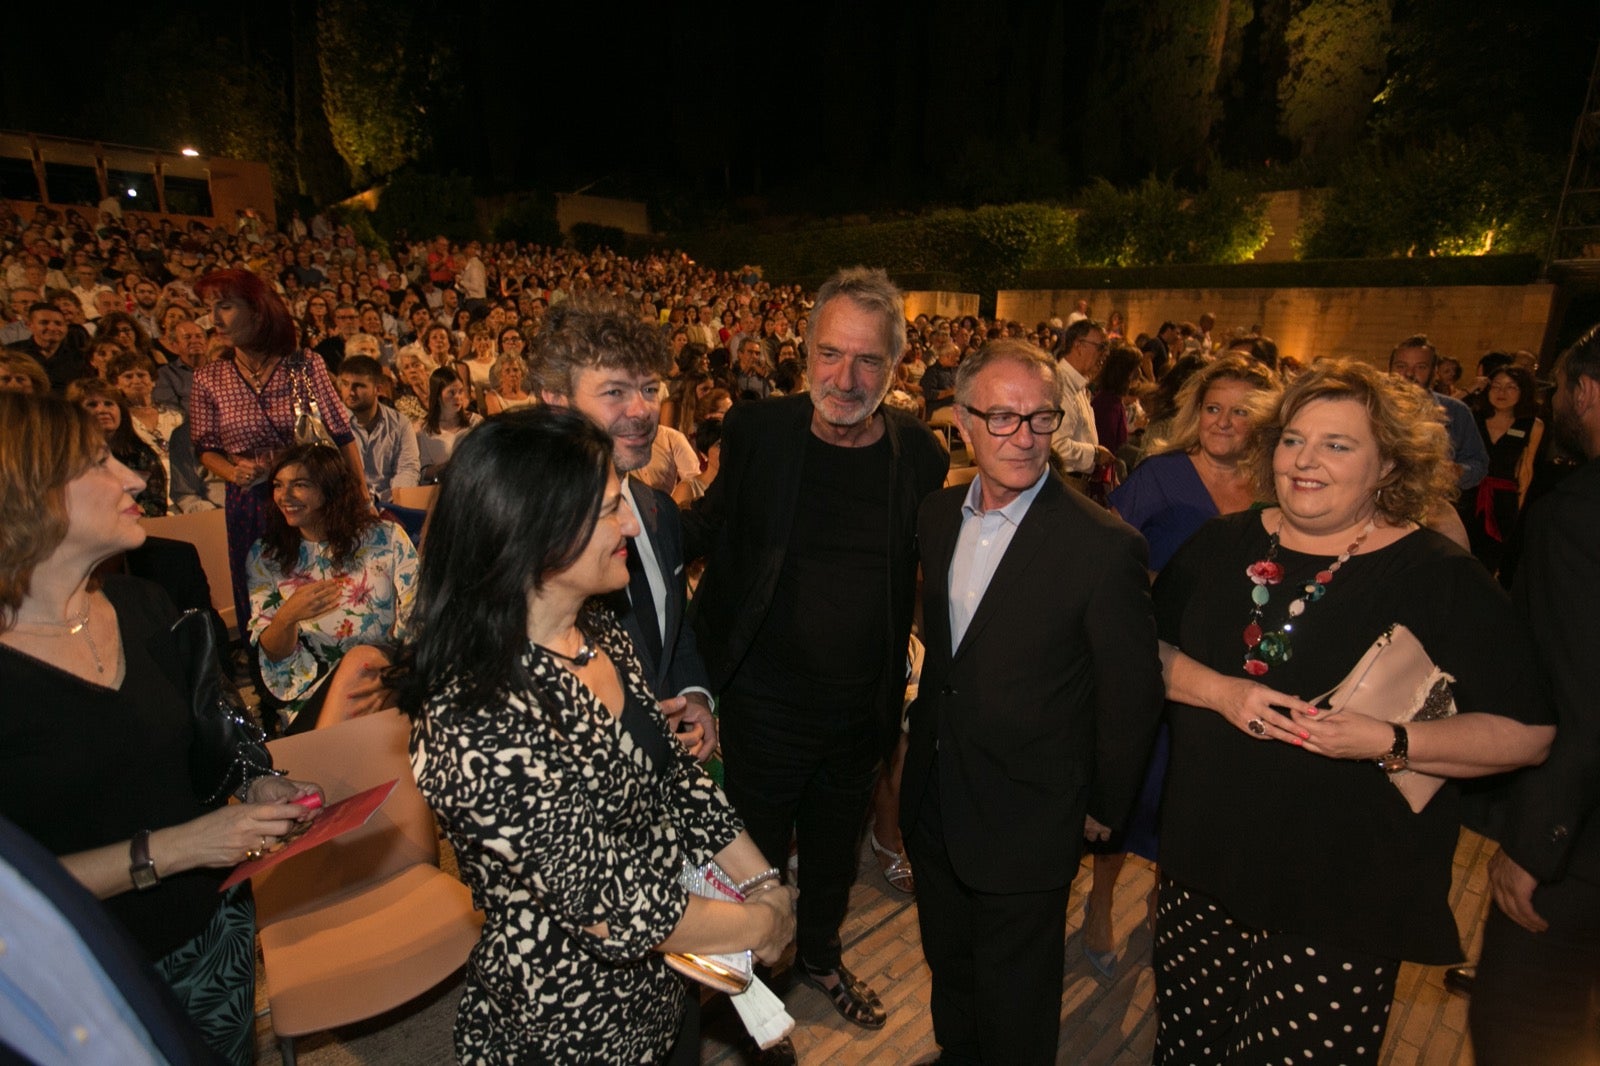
[948,468,1049,649]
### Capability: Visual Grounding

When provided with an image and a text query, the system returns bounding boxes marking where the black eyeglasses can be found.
[963,406,1065,436]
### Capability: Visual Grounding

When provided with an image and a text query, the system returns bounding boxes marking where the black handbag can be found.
[170,609,277,806]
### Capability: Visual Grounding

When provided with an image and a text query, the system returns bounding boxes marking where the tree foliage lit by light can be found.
[1278,0,1393,158]
[317,0,452,186]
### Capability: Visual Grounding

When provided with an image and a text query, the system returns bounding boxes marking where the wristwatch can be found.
[129,829,160,890]
[1376,724,1410,773]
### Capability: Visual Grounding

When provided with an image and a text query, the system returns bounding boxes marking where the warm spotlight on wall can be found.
[180,147,200,157]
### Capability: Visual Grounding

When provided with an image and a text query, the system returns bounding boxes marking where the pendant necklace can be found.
[534,629,596,667]
[1241,518,1375,676]
[14,599,106,675]
[236,354,279,391]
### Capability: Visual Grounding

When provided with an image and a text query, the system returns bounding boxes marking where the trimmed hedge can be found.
[1074,172,1272,267]
[679,173,1274,293]
[1298,135,1558,259]
[1013,255,1543,292]
[680,203,1076,293]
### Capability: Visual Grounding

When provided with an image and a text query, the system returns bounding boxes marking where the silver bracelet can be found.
[737,868,781,895]
[236,768,287,803]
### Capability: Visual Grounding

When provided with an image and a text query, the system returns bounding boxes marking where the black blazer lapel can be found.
[624,477,666,687]
[921,489,964,664]
[952,479,1060,661]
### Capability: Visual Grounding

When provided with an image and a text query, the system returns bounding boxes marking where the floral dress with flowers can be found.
[245,519,418,714]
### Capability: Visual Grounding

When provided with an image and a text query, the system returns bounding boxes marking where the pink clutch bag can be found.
[1313,623,1458,814]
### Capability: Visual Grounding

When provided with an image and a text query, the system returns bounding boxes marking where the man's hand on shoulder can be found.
[660,692,719,762]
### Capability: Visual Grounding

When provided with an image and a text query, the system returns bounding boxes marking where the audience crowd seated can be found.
[0,198,1588,1063]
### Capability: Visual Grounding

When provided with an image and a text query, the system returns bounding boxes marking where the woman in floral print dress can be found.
[246,443,416,732]
[398,409,795,1064]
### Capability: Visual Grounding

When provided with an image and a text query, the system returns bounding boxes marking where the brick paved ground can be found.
[261,831,1494,1064]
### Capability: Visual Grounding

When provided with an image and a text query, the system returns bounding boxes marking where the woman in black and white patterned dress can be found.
[397,408,795,1064]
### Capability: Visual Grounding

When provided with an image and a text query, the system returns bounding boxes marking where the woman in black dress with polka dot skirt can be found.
[1149,362,1553,1064]
[397,408,795,1064]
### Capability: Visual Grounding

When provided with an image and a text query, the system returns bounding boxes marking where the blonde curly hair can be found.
[1242,358,1457,525]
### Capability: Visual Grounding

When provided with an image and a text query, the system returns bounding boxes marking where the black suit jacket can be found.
[683,395,948,747]
[619,477,710,700]
[1495,457,1600,883]
[900,474,1165,895]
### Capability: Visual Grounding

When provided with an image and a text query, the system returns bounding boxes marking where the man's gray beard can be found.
[811,383,891,427]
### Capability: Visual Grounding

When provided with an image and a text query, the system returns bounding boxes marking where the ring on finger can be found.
[1247,717,1267,736]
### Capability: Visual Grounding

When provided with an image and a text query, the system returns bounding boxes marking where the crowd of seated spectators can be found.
[5,197,1557,573]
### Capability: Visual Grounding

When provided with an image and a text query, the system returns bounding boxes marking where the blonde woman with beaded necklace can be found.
[0,393,321,1065]
[1146,360,1553,1065]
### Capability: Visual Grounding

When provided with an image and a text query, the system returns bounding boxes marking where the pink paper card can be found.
[219,779,397,890]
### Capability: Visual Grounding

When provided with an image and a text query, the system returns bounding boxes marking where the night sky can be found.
[3,0,1597,216]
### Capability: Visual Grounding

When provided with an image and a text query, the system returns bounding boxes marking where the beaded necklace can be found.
[1242,517,1375,676]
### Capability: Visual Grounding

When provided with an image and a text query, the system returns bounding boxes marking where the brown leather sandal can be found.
[797,960,887,1030]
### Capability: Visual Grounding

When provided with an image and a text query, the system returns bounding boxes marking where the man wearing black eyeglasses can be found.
[1051,318,1116,489]
[902,339,1163,1064]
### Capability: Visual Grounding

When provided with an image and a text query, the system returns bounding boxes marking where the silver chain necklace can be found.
[14,600,106,675]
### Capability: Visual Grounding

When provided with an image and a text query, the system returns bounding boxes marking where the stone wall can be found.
[554,193,651,236]
[904,290,980,321]
[997,284,1555,366]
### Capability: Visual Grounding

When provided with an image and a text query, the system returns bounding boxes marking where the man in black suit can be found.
[685,267,947,1045]
[1470,324,1600,1065]
[1141,320,1179,380]
[533,295,717,758]
[901,340,1164,1064]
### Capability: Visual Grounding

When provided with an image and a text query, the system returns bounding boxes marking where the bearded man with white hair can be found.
[683,266,948,1053]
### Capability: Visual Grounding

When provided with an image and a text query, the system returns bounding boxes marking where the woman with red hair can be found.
[187,268,364,629]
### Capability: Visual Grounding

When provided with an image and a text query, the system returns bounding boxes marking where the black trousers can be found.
[718,688,879,971]
[1470,872,1600,1066]
[905,786,1068,1065]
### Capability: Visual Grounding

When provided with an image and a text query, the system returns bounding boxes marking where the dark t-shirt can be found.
[0,577,226,960]
[919,362,958,412]
[7,338,90,394]
[740,432,892,703]
[1153,511,1550,963]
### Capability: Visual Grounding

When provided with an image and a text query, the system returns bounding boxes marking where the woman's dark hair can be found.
[424,366,464,435]
[63,378,167,515]
[105,351,157,384]
[1478,350,1514,377]
[1146,353,1209,425]
[301,295,332,337]
[1487,366,1538,420]
[668,371,710,436]
[194,268,298,356]
[96,311,154,357]
[676,343,707,376]
[771,358,805,394]
[260,443,378,571]
[391,407,614,715]
[1094,344,1142,397]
